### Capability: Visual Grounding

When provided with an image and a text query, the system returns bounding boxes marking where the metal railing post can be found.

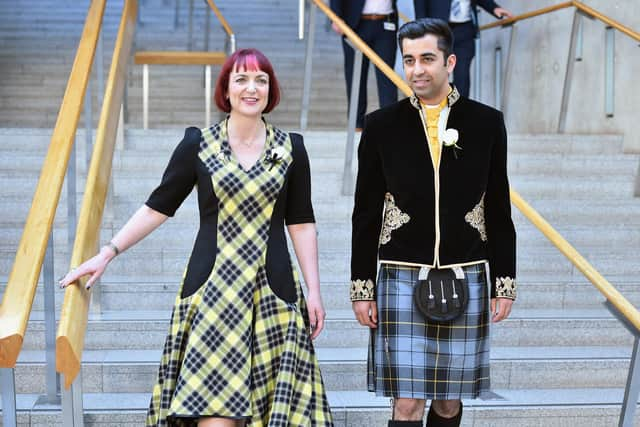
[1,368,17,427]
[501,24,516,118]
[605,300,640,427]
[62,373,85,427]
[634,158,640,197]
[472,35,481,101]
[205,65,212,127]
[619,336,640,427]
[605,26,615,117]
[43,234,61,402]
[300,1,316,130]
[559,10,581,133]
[174,0,180,30]
[84,81,93,169]
[204,2,211,52]
[494,46,502,110]
[67,141,77,249]
[143,64,149,129]
[97,32,104,109]
[228,34,236,55]
[342,47,363,196]
[187,0,194,50]
[575,12,583,61]
[298,0,305,40]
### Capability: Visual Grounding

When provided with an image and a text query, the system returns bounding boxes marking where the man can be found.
[350,19,516,427]
[413,0,513,97]
[330,0,399,130]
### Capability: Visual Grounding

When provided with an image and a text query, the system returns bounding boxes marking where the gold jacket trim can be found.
[379,193,410,245]
[465,193,487,242]
[350,279,375,301]
[496,277,516,300]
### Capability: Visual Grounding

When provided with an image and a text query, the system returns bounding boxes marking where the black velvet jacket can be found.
[350,88,516,301]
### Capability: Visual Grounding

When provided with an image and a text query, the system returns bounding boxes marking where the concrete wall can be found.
[473,0,640,151]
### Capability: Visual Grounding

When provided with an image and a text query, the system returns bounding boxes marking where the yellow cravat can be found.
[421,96,448,168]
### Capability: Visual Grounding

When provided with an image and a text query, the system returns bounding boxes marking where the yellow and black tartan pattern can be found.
[367,263,491,400]
[147,120,332,426]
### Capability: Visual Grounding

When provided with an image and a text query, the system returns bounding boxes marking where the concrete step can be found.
[12,346,633,395]
[3,272,637,314]
[19,308,634,352]
[2,389,638,426]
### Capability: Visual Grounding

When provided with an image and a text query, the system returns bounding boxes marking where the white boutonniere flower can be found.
[267,146,287,170]
[442,128,462,158]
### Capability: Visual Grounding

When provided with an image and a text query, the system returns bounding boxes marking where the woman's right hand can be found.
[59,245,116,290]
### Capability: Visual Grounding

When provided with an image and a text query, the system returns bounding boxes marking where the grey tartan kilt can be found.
[367,262,491,400]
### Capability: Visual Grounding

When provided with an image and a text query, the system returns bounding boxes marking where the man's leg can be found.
[452,22,476,98]
[341,36,370,128]
[371,23,398,108]
[426,399,463,427]
[391,397,425,424]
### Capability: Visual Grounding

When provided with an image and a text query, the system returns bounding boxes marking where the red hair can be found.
[214,48,281,114]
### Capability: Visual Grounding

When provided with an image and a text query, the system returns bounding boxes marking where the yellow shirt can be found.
[421,95,448,168]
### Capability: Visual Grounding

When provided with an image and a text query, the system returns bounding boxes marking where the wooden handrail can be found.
[205,0,233,37]
[572,1,640,42]
[480,0,640,43]
[56,0,137,389]
[134,50,226,65]
[511,190,640,332]
[310,0,411,95]
[0,0,106,369]
[480,2,573,30]
[311,0,640,333]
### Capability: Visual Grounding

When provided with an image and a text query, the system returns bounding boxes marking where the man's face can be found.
[401,34,455,104]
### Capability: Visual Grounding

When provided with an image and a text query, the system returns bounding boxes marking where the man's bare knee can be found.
[394,398,425,420]
[431,399,461,418]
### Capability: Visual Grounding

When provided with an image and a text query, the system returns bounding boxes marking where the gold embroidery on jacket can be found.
[350,279,375,301]
[465,193,487,242]
[379,193,410,245]
[495,277,516,299]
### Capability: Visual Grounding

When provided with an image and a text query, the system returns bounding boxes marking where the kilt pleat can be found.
[368,263,491,400]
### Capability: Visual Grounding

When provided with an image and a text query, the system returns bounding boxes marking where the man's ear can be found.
[446,53,457,73]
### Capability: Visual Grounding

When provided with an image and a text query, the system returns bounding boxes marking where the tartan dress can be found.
[146,122,332,426]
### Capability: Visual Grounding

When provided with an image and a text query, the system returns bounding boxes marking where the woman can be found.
[60,48,333,426]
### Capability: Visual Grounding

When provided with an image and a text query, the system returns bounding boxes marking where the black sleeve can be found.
[477,0,501,18]
[351,120,386,289]
[285,133,315,225]
[484,112,516,297]
[145,127,200,217]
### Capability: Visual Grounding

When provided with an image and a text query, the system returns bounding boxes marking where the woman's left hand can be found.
[306,290,326,340]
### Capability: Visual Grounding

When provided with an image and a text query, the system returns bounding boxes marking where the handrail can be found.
[480,2,573,30]
[310,0,640,331]
[205,0,233,37]
[56,0,137,389]
[511,190,640,331]
[480,0,640,43]
[134,50,226,65]
[0,0,107,369]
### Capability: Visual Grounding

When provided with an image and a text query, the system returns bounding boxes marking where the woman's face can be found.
[226,66,269,117]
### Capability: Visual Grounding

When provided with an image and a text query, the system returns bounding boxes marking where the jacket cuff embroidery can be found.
[495,277,516,299]
[350,279,375,301]
[379,193,410,245]
[464,193,487,242]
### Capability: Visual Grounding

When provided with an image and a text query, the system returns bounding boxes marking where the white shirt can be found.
[362,0,394,15]
[449,0,473,23]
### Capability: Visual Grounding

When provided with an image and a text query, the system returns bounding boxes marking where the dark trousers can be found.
[341,19,398,128]
[451,21,476,98]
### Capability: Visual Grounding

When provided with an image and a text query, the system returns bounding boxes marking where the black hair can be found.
[397,18,454,59]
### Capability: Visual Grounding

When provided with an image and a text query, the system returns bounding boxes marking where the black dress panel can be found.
[145,128,314,301]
